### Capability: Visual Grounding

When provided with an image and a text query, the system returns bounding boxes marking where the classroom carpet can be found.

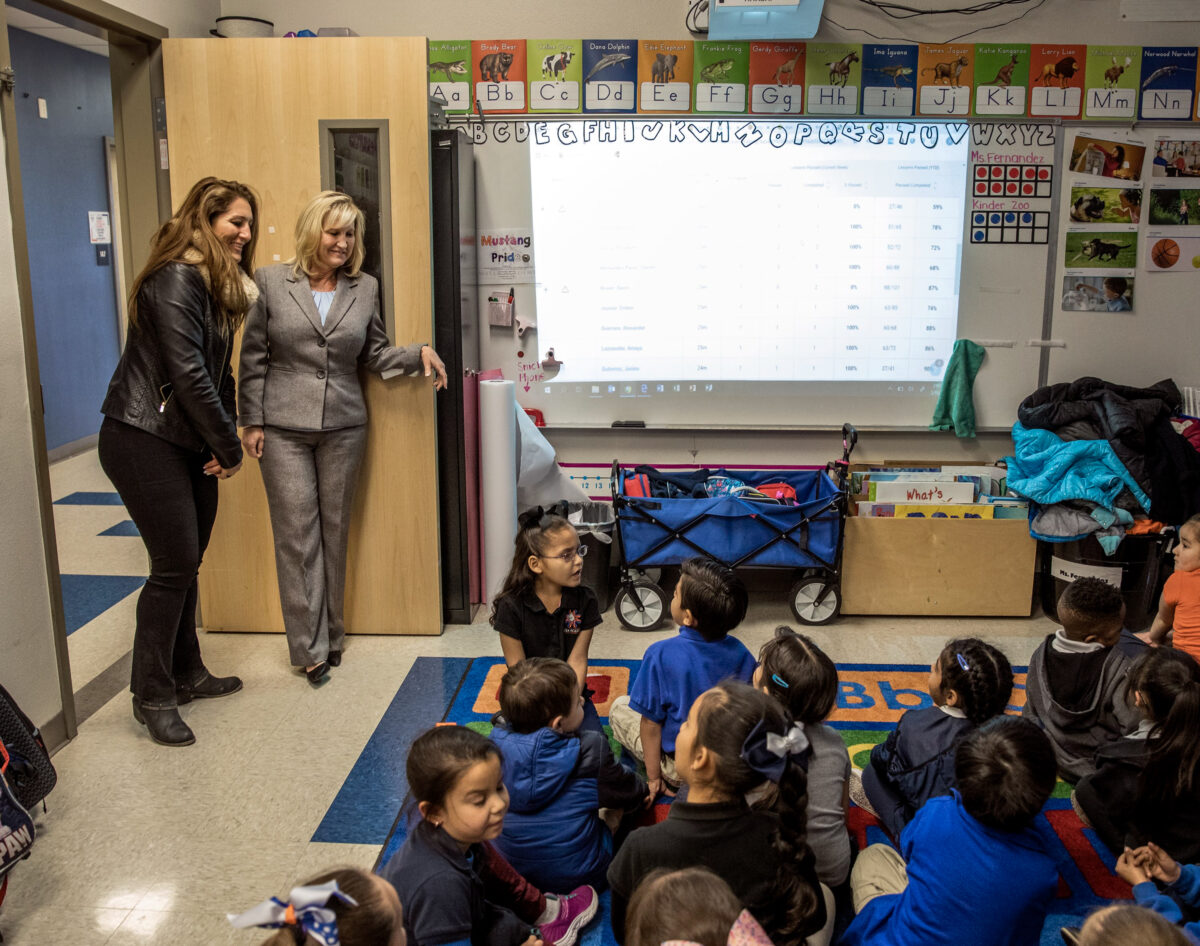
[325,657,1129,946]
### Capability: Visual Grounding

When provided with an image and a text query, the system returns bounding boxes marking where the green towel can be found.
[929,339,986,438]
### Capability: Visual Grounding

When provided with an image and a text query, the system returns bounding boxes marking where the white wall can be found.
[224,0,1189,45]
[115,0,220,37]
[0,128,66,732]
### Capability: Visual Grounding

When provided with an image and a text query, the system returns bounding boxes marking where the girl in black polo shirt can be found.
[607,682,828,946]
[491,508,603,734]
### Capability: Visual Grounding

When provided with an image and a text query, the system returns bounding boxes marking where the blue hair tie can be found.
[956,652,970,671]
[771,673,790,689]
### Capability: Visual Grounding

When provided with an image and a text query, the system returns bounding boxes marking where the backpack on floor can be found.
[0,741,35,891]
[0,683,56,811]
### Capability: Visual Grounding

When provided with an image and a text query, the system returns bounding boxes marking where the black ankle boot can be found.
[132,697,195,746]
[176,670,243,704]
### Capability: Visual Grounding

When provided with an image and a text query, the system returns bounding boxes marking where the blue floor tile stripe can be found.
[54,491,124,505]
[59,574,145,635]
[313,656,472,846]
[99,520,140,537]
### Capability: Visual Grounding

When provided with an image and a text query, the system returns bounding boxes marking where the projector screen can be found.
[523,119,970,427]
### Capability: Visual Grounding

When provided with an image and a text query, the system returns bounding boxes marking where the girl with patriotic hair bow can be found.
[625,866,775,946]
[229,867,405,946]
[755,626,851,889]
[607,681,830,946]
[491,507,604,735]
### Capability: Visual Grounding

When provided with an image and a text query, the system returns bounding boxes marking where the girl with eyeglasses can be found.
[491,507,604,734]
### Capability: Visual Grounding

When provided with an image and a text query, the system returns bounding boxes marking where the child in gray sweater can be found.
[1023,577,1144,781]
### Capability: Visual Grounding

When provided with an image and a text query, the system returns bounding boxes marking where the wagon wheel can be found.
[790,578,840,626]
[614,579,669,631]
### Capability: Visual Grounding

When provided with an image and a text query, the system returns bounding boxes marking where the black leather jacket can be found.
[101,262,242,468]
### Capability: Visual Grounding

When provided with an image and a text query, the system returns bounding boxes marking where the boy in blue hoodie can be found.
[491,658,647,892]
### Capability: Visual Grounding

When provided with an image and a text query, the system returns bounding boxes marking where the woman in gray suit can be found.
[238,191,447,683]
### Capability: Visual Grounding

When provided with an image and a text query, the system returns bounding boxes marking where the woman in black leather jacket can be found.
[98,176,260,747]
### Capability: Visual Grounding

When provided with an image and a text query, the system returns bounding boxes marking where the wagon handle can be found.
[842,423,858,459]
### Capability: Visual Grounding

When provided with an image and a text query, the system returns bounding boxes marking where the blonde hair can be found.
[290,191,366,279]
[129,176,259,334]
[1078,904,1188,945]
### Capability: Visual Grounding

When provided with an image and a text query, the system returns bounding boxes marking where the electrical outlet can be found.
[686,0,709,34]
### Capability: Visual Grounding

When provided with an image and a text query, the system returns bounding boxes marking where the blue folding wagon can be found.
[610,425,857,629]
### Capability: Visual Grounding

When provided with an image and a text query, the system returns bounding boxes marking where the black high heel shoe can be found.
[132,698,195,747]
[306,662,330,685]
[327,650,342,668]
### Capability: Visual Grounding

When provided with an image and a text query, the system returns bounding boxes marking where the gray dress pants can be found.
[259,425,367,666]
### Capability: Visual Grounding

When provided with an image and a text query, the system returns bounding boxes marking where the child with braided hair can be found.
[853,638,1014,839]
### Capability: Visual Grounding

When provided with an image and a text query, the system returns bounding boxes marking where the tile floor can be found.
[0,449,1057,945]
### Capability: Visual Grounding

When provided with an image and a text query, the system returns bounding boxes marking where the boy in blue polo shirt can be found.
[609,557,755,798]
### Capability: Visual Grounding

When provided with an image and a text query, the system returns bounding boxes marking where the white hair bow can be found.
[228,880,358,946]
[765,722,809,758]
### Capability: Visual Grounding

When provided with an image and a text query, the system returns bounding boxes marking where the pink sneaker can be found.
[537,885,598,946]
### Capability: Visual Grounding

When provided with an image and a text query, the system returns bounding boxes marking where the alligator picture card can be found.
[693,41,750,114]
[637,40,695,114]
[473,39,528,114]
[861,44,917,117]
[1139,47,1197,121]
[428,40,472,114]
[917,44,973,116]
[803,43,862,115]
[974,44,1029,116]
[581,39,638,113]
[527,39,584,113]
[748,42,805,115]
[1083,45,1142,121]
[1028,44,1085,118]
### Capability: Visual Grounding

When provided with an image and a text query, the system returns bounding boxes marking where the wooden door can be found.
[163,37,442,635]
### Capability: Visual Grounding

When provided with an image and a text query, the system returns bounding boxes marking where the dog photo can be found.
[1068,186,1142,224]
[1064,230,1138,269]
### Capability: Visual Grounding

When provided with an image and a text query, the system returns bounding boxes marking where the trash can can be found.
[568,501,618,612]
[1039,532,1174,631]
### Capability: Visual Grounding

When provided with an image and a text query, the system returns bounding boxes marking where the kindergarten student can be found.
[855,637,1013,839]
[230,867,406,946]
[1113,842,1200,944]
[1142,515,1200,663]
[609,558,755,797]
[490,658,647,891]
[1074,648,1200,862]
[843,716,1059,946]
[492,507,603,733]
[380,725,598,946]
[1073,904,1189,946]
[755,625,851,887]
[624,867,775,946]
[608,682,828,946]
[1024,577,1142,781]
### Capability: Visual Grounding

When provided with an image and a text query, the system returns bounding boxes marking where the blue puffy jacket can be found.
[491,725,644,891]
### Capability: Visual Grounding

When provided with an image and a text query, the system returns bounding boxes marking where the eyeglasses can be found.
[542,545,589,563]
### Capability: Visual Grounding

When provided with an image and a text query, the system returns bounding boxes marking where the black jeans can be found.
[97,416,217,707]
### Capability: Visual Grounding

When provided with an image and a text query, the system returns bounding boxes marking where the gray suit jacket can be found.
[237,264,424,430]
